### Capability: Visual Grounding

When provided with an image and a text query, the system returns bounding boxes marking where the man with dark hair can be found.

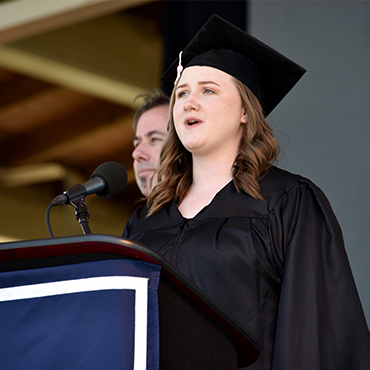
[132,89,170,196]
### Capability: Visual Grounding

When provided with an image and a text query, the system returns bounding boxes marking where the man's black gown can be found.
[122,166,370,369]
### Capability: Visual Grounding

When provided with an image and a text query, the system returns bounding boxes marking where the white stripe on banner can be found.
[0,276,149,370]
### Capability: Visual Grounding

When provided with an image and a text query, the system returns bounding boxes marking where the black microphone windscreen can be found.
[90,162,128,200]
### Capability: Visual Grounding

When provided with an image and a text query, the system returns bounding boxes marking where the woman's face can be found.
[173,66,247,159]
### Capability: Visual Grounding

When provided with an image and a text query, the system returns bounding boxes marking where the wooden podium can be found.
[0,235,259,369]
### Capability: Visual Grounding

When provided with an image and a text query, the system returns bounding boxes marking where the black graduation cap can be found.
[161,14,306,116]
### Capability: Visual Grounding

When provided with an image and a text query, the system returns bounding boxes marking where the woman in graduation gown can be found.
[122,15,370,369]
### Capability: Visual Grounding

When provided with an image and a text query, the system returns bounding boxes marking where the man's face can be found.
[132,105,169,196]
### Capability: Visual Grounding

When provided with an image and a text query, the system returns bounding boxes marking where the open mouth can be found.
[187,120,199,126]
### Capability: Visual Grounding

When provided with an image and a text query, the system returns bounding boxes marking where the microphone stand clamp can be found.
[70,197,92,235]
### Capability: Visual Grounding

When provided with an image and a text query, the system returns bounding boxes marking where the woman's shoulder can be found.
[261,165,303,191]
[259,165,315,208]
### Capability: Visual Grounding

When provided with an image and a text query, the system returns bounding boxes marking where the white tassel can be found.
[175,51,184,85]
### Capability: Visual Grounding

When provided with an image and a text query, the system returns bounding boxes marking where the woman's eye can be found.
[204,88,214,94]
[177,90,188,98]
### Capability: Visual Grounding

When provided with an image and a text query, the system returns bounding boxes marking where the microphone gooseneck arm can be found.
[70,197,91,235]
[64,183,92,234]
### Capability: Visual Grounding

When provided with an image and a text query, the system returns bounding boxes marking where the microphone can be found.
[52,162,128,206]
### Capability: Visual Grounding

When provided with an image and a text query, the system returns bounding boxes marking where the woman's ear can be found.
[241,110,248,124]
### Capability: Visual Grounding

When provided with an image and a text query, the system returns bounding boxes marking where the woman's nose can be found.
[183,93,199,111]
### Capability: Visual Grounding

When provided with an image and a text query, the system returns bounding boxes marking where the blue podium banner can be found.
[0,259,161,370]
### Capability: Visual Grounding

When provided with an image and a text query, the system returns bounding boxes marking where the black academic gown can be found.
[122,166,370,369]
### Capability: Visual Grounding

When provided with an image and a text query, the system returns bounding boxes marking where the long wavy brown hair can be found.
[146,76,280,216]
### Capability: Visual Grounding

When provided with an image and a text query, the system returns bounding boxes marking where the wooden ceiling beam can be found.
[12,114,135,169]
[0,87,100,133]
[0,68,54,107]
[0,92,132,164]
[0,46,150,107]
[0,0,157,44]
